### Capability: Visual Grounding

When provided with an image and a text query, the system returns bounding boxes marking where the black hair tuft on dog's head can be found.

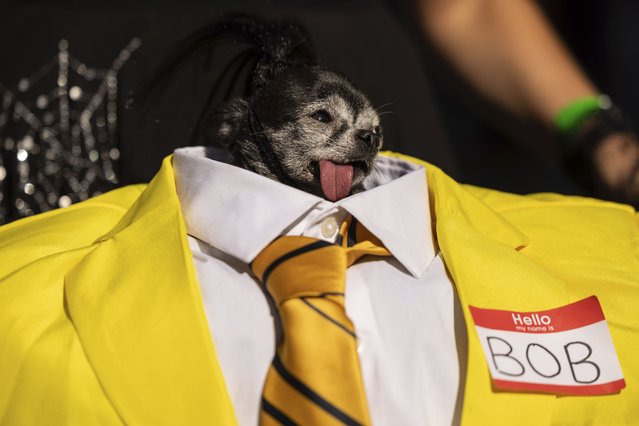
[142,15,316,101]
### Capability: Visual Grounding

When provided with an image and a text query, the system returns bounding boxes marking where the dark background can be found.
[1,0,638,217]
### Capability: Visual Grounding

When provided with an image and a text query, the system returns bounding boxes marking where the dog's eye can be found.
[310,110,331,123]
[374,125,384,137]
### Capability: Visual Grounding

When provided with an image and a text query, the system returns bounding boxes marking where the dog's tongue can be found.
[319,160,353,201]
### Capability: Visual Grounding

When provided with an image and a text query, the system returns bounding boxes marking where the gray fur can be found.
[205,67,383,198]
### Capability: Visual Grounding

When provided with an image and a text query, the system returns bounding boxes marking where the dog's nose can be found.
[357,130,380,149]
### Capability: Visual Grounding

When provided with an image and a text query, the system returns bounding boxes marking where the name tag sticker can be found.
[469,296,625,395]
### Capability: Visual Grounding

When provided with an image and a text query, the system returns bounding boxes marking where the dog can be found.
[148,16,383,201]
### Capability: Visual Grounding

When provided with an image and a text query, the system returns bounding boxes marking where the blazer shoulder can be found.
[464,183,635,213]
[0,184,146,279]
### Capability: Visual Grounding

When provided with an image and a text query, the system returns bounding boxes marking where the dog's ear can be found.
[203,97,249,148]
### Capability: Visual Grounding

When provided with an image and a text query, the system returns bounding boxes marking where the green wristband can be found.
[554,95,611,136]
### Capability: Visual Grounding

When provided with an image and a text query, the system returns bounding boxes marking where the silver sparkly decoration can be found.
[0,37,141,224]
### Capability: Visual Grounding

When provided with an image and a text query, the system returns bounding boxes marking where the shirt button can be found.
[320,216,339,239]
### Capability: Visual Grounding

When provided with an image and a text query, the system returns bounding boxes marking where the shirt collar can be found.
[173,146,436,278]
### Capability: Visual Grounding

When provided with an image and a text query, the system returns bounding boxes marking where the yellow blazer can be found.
[1,153,638,425]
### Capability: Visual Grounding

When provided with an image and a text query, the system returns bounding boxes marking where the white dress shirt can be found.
[173,146,463,426]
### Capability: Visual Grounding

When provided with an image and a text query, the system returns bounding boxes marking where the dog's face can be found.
[211,67,383,201]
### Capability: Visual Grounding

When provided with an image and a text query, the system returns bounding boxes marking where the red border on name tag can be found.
[492,378,626,396]
[469,295,604,333]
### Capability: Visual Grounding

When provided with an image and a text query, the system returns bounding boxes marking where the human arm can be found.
[417,0,594,126]
[417,0,639,205]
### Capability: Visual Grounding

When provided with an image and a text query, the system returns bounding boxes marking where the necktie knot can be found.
[251,218,392,305]
[252,236,348,305]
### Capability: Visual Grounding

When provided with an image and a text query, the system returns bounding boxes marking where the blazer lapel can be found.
[64,156,237,425]
[426,164,572,425]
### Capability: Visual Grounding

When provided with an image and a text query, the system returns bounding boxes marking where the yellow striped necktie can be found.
[251,219,390,426]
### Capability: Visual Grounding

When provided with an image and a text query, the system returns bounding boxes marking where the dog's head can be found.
[145,16,384,200]
[210,66,383,201]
